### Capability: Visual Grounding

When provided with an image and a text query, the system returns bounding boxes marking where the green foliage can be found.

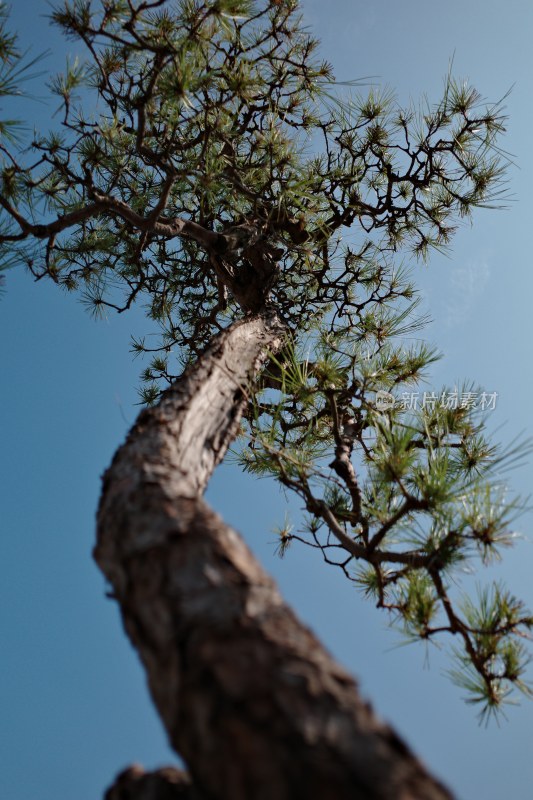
[0,4,49,286]
[449,584,533,723]
[0,2,46,116]
[0,0,508,347]
[238,301,533,718]
[0,0,529,719]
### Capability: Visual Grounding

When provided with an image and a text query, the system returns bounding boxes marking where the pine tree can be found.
[1,2,531,796]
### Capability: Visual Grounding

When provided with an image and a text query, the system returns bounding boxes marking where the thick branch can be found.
[0,191,220,249]
[95,313,453,800]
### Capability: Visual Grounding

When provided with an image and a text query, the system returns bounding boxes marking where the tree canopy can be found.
[1,0,531,728]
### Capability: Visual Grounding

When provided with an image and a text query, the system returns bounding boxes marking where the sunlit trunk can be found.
[95,311,452,800]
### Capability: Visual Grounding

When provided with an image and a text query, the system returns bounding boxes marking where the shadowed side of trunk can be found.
[95,311,453,800]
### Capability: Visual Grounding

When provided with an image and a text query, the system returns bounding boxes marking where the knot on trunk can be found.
[211,221,284,313]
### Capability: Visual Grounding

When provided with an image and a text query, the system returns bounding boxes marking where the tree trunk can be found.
[95,311,453,800]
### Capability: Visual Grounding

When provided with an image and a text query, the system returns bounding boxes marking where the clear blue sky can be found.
[2,2,533,798]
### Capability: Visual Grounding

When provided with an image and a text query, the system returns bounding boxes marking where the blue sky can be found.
[2,2,533,798]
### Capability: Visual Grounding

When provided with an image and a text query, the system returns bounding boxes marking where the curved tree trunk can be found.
[95,311,453,800]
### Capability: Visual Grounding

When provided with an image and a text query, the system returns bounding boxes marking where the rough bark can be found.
[104,766,199,800]
[95,311,453,800]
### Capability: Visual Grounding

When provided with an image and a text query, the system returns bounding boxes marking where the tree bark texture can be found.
[95,311,453,800]
[104,765,199,800]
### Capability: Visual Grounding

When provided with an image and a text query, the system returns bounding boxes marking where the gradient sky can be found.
[2,2,533,799]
